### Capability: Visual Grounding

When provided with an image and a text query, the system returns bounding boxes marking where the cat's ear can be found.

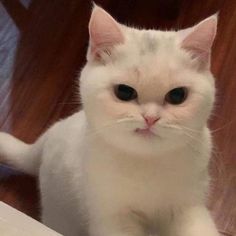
[87,5,124,62]
[178,14,218,69]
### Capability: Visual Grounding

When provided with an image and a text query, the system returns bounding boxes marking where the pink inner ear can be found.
[89,6,124,53]
[179,15,217,64]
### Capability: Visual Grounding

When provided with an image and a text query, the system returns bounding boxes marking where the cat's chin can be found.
[134,127,158,138]
[96,129,183,157]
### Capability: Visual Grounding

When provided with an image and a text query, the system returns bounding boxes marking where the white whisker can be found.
[116,117,135,123]
[85,121,117,139]
[180,125,202,134]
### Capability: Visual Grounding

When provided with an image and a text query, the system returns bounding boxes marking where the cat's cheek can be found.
[180,98,210,123]
[164,102,201,123]
[96,92,138,119]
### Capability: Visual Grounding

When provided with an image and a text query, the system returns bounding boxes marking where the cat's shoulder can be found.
[45,110,87,139]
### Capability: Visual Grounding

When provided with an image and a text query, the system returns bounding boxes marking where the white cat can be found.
[0,6,219,236]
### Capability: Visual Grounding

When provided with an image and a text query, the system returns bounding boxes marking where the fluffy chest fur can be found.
[84,131,209,216]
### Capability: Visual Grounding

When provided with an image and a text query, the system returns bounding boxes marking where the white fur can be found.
[0,7,219,236]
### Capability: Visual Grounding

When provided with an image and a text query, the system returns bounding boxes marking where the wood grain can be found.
[0,0,235,235]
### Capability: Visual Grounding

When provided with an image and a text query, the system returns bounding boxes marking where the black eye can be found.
[165,87,188,105]
[114,84,138,101]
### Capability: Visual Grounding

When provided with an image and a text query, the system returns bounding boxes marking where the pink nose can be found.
[143,116,159,127]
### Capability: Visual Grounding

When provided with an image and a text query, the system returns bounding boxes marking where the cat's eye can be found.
[165,87,188,105]
[114,84,138,101]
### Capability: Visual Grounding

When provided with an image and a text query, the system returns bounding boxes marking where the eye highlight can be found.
[165,87,188,105]
[114,84,138,101]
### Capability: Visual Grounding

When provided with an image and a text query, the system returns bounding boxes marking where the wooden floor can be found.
[0,0,235,235]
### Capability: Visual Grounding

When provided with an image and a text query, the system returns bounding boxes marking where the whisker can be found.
[210,120,235,133]
[85,122,117,138]
[159,123,182,130]
[180,125,202,134]
[84,117,135,139]
[116,117,136,123]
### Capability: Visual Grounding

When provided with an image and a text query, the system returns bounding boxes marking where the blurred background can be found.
[0,1,235,235]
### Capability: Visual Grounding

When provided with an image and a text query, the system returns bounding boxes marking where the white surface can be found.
[0,202,62,236]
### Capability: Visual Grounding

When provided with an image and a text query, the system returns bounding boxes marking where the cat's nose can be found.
[143,116,159,127]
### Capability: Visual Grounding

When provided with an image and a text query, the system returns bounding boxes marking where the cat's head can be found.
[80,6,217,156]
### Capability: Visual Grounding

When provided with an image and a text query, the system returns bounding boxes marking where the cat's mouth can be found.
[135,127,156,137]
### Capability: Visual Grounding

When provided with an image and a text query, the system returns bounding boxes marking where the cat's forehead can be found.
[117,28,185,70]
[139,31,159,54]
[131,29,177,55]
[108,28,194,93]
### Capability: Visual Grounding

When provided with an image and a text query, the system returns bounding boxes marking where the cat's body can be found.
[0,6,219,236]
